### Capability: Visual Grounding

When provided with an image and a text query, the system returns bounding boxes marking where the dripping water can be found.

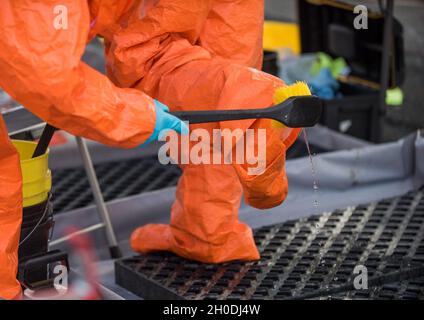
[302,128,319,210]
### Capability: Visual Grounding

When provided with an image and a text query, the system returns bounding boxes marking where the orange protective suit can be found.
[103,0,300,262]
[0,0,299,299]
[0,118,22,300]
[0,0,155,299]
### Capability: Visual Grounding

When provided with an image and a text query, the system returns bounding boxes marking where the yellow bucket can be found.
[263,21,301,54]
[12,140,52,208]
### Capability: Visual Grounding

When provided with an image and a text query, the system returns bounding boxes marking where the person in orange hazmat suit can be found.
[0,0,300,299]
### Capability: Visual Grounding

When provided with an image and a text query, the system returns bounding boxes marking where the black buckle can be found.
[19,250,69,291]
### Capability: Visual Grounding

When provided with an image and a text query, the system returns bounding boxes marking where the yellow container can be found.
[263,21,301,55]
[12,140,52,207]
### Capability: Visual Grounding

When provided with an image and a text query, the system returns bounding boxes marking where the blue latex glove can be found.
[141,100,189,147]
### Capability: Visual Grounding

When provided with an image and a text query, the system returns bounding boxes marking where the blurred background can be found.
[264,0,423,141]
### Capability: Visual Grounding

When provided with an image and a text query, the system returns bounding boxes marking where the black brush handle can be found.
[32,124,57,158]
[171,108,274,124]
[170,96,322,128]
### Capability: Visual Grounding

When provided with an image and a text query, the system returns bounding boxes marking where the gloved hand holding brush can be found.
[140,100,189,147]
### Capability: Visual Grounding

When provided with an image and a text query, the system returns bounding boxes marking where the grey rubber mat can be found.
[115,188,424,300]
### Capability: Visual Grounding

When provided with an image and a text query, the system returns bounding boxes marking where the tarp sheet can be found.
[242,129,424,228]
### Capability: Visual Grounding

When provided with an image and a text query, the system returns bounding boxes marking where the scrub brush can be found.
[171,82,321,128]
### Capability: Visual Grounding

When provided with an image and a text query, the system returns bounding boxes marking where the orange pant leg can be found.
[0,116,22,299]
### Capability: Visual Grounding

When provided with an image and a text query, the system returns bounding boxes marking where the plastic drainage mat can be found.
[51,157,181,213]
[115,188,424,300]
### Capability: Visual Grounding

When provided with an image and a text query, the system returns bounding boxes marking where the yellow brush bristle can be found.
[273,81,311,104]
[272,82,312,128]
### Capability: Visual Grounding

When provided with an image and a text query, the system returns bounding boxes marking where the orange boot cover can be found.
[0,117,23,299]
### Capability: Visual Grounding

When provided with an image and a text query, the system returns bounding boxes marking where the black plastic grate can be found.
[115,188,424,300]
[51,157,181,213]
